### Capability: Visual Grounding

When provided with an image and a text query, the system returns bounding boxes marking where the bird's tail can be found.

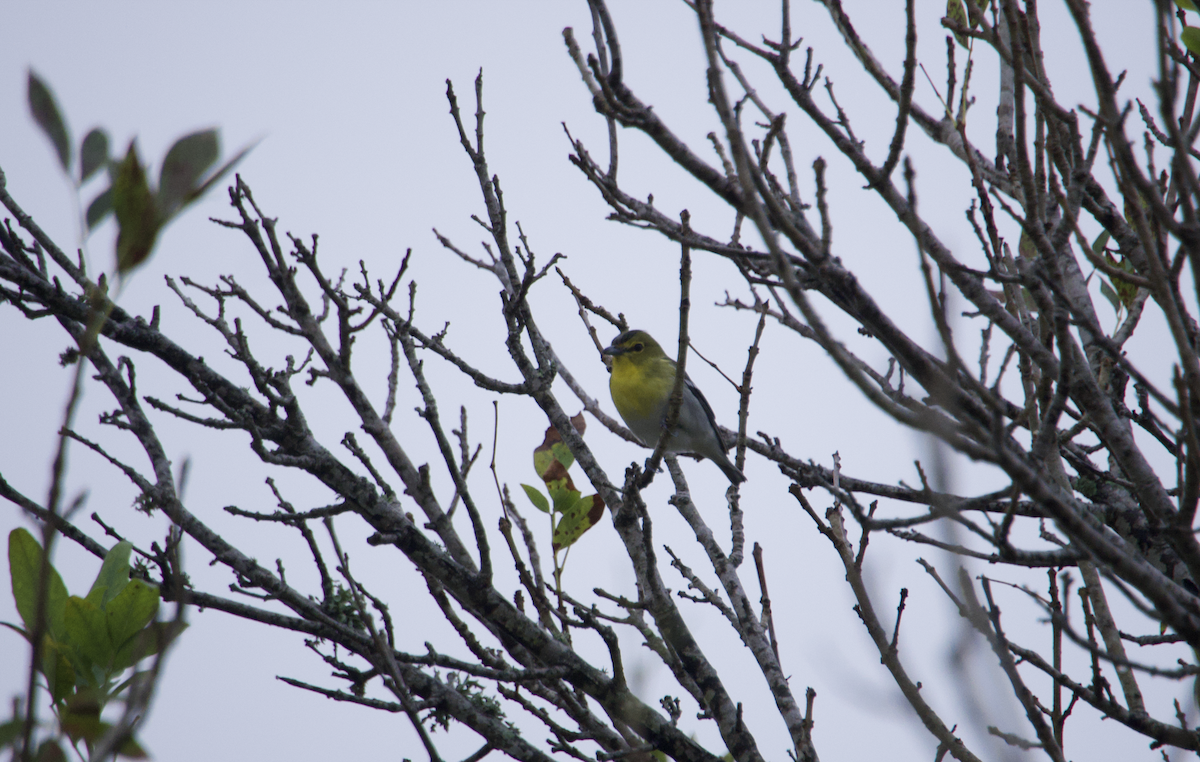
[713,451,746,485]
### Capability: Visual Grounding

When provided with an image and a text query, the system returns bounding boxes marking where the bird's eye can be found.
[632,343,644,352]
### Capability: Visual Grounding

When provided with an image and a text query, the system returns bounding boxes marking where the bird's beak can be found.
[601,345,623,357]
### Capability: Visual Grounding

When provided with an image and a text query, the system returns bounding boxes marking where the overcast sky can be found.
[1,3,1181,761]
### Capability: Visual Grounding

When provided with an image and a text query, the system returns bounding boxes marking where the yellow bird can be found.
[602,330,746,485]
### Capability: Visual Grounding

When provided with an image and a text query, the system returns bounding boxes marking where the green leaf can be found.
[42,637,78,702]
[119,620,186,665]
[1104,252,1139,308]
[64,693,150,757]
[157,129,219,218]
[60,700,103,745]
[1099,278,1122,318]
[27,70,71,173]
[65,596,113,677]
[116,733,149,759]
[112,142,161,275]
[520,484,551,514]
[545,478,581,516]
[80,128,109,183]
[533,447,555,481]
[1177,0,1199,12]
[530,415,586,485]
[106,579,160,669]
[1019,286,1038,313]
[1091,229,1111,256]
[550,441,575,471]
[967,0,990,27]
[86,186,114,230]
[9,528,69,641]
[0,718,24,749]
[33,740,66,762]
[1018,228,1037,259]
[1183,26,1200,56]
[88,541,133,608]
[552,494,605,552]
[179,139,256,209]
[85,584,108,608]
[946,0,969,48]
[61,697,150,757]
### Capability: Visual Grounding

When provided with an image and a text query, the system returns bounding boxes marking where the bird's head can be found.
[602,330,667,368]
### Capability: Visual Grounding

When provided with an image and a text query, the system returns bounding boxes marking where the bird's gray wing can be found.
[683,373,726,450]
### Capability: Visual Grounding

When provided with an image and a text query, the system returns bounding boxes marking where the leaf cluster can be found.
[2,529,183,760]
[521,413,606,554]
[26,71,251,277]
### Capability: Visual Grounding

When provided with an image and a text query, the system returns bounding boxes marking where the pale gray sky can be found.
[1,3,1181,761]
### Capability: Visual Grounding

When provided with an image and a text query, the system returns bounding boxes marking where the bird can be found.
[602,329,746,485]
